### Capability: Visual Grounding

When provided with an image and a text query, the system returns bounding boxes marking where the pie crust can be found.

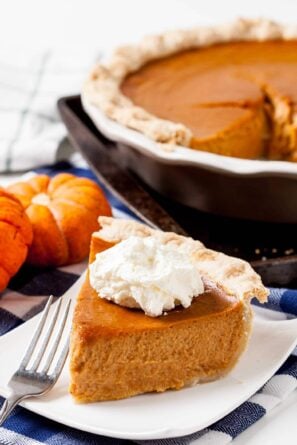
[83,19,297,156]
[96,217,268,303]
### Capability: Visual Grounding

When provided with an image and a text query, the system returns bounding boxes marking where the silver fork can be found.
[0,295,71,426]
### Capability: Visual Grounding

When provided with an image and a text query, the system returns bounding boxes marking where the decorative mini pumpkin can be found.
[0,189,33,291]
[7,174,112,267]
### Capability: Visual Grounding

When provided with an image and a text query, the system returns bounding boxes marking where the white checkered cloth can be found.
[0,48,100,172]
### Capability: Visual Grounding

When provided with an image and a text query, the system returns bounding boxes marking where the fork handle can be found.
[0,394,26,426]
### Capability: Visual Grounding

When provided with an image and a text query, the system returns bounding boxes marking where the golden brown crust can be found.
[96,216,268,304]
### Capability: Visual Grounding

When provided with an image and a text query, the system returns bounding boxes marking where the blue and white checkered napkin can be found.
[1,166,297,445]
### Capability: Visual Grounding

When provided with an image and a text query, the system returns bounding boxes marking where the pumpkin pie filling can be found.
[69,217,268,402]
[121,40,297,160]
[70,274,247,402]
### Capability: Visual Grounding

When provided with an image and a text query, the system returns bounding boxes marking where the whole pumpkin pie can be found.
[69,217,268,402]
[83,19,297,161]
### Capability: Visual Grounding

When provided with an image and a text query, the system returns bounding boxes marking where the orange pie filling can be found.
[121,41,297,160]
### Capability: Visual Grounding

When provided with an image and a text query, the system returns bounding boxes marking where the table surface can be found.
[2,0,297,442]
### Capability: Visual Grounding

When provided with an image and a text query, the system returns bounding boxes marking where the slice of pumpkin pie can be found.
[69,217,268,402]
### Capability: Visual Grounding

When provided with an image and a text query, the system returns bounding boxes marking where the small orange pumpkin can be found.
[7,173,112,267]
[0,189,33,291]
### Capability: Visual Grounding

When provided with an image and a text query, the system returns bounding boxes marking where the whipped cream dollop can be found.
[89,235,204,317]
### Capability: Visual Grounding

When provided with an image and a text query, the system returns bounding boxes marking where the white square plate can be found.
[1,275,297,440]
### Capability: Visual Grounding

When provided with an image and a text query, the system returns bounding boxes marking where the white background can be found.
[1,0,297,443]
[1,0,297,50]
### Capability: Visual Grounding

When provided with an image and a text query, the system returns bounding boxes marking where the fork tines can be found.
[19,296,71,377]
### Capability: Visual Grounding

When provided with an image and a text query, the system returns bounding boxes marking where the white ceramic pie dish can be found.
[83,98,297,177]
